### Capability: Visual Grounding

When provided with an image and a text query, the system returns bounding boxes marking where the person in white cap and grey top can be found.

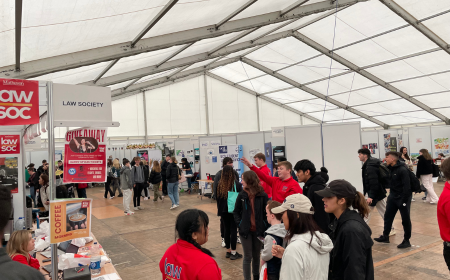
[270,193,333,280]
[316,179,374,280]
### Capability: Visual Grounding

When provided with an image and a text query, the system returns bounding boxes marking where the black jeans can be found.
[162,175,168,195]
[241,231,262,280]
[221,213,237,250]
[444,243,450,271]
[143,183,150,198]
[104,178,113,198]
[133,183,144,207]
[383,194,412,240]
[220,216,224,238]
[267,274,280,280]
[77,188,87,198]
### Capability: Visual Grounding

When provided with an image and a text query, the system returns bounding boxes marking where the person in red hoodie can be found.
[7,230,40,270]
[160,209,221,280]
[438,158,450,270]
[241,157,302,203]
[253,153,273,199]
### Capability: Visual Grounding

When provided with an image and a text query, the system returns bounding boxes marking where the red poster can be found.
[0,135,20,154]
[0,79,39,125]
[63,128,107,184]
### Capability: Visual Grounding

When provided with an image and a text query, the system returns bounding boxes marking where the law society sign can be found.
[63,128,107,183]
[0,79,39,125]
[0,135,20,154]
[50,199,92,244]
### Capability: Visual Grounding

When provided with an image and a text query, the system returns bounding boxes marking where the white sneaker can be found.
[237,236,241,244]
[174,204,179,208]
[170,205,176,210]
[144,197,148,201]
[221,238,226,248]
[161,196,165,202]
[430,201,437,204]
[110,196,115,199]
[125,211,134,215]
[411,197,415,202]
[134,207,140,211]
[138,206,144,210]
[389,229,396,236]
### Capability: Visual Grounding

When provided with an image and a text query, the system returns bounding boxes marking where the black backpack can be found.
[379,164,390,188]
[405,166,421,193]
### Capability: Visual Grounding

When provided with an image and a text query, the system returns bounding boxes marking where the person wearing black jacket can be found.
[216,165,243,260]
[374,151,412,248]
[149,160,163,202]
[293,160,330,234]
[140,161,150,200]
[416,149,438,203]
[160,155,171,196]
[316,179,374,280]
[358,149,394,235]
[166,157,181,210]
[234,170,269,280]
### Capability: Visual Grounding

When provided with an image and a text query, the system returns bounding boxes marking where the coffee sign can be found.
[0,135,20,154]
[0,79,39,126]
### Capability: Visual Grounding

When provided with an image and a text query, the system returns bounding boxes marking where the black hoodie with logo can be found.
[303,173,331,234]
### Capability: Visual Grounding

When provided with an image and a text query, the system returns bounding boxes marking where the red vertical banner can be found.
[0,79,39,125]
[63,128,107,183]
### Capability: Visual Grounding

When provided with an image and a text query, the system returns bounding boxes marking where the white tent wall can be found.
[110,94,145,137]
[361,131,380,158]
[409,127,432,156]
[236,132,265,172]
[431,126,450,158]
[258,99,302,131]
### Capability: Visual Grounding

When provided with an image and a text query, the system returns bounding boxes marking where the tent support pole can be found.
[142,92,149,143]
[204,74,210,136]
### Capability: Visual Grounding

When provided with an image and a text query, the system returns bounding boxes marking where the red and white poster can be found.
[63,128,107,184]
[0,78,39,125]
[0,135,20,154]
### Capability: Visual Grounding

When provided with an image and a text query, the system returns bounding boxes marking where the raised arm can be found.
[241,157,276,186]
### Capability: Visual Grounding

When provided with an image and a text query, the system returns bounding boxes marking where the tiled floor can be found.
[87,182,450,280]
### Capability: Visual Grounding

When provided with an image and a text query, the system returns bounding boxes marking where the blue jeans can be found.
[186,170,193,189]
[167,182,179,206]
[30,186,35,205]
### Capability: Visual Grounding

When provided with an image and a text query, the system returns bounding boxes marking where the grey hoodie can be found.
[261,223,287,262]
[120,166,132,190]
[131,164,145,186]
[280,231,333,280]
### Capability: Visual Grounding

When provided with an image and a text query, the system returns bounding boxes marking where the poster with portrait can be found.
[0,157,18,193]
[50,198,92,244]
[63,128,107,183]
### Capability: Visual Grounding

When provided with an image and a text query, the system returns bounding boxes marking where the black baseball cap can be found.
[315,179,357,198]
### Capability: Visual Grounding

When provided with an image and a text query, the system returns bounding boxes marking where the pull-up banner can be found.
[0,79,39,125]
[63,128,107,183]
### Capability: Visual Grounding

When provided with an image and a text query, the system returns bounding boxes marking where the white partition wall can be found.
[430,126,450,157]
[285,125,323,170]
[263,131,285,147]
[222,135,237,145]
[322,123,363,192]
[409,127,432,156]
[236,132,265,172]
[198,136,222,179]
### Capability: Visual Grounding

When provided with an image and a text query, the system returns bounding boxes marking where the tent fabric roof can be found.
[2,0,450,128]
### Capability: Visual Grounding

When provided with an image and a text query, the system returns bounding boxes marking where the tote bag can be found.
[227,183,239,213]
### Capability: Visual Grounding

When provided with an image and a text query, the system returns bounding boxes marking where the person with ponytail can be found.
[160,209,221,280]
[316,180,374,280]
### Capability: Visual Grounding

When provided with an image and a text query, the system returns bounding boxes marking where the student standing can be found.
[293,160,330,234]
[27,168,37,205]
[271,194,333,280]
[216,166,243,260]
[234,171,269,280]
[241,157,302,203]
[141,160,150,200]
[161,155,171,196]
[253,153,273,199]
[37,174,50,211]
[374,151,412,248]
[181,158,194,194]
[316,180,374,280]
[167,157,181,210]
[121,159,134,215]
[437,159,450,270]
[160,209,221,280]
[274,157,298,182]
[417,149,438,204]
[105,159,115,199]
[131,157,145,211]
[150,160,164,202]
[112,159,123,198]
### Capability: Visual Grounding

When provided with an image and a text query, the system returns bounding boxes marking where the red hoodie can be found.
[160,239,221,280]
[438,182,450,242]
[11,254,40,270]
[250,165,302,203]
[257,164,272,198]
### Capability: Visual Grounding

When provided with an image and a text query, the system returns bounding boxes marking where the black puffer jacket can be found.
[233,190,269,239]
[387,160,411,203]
[161,160,170,177]
[362,157,386,205]
[143,165,150,182]
[329,209,374,280]
[166,163,180,183]
[303,173,330,234]
[416,155,433,177]
[149,170,162,184]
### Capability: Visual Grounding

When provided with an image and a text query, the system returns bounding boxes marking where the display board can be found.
[377,129,399,156]
[408,127,432,161]
[361,131,380,158]
[221,135,237,145]
[322,123,363,192]
[285,125,323,170]
[198,136,222,179]
[236,132,265,172]
[264,131,285,147]
[175,139,194,172]
[430,126,450,158]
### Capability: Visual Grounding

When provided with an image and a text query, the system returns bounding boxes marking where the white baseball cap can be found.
[271,194,314,215]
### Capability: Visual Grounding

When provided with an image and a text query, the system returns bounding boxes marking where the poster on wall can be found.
[411,153,420,161]
[390,137,397,152]
[50,198,92,244]
[248,148,261,164]
[0,157,18,193]
[383,134,390,154]
[219,145,244,179]
[137,150,148,161]
[398,134,403,148]
[0,78,40,125]
[264,143,273,176]
[434,138,449,157]
[63,128,107,184]
[272,146,285,163]
[272,127,284,138]
[0,135,20,154]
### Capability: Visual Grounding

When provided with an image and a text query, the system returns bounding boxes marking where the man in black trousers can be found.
[160,155,171,196]
[374,151,412,248]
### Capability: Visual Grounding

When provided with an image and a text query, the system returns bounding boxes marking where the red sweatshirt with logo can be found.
[258,164,272,198]
[438,182,450,242]
[250,165,302,203]
[160,239,221,280]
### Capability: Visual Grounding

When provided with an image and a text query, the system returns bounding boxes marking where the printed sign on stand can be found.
[0,135,20,154]
[272,127,284,138]
[50,198,92,244]
[0,79,40,125]
[63,128,107,183]
[0,157,19,193]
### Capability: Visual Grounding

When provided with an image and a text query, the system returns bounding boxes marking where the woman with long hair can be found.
[234,171,269,280]
[271,194,333,279]
[160,209,221,280]
[216,165,243,260]
[316,180,374,280]
[7,230,40,269]
[417,149,438,204]
[399,147,416,201]
[150,160,164,202]
[166,156,181,210]
[112,159,123,198]
[37,174,50,211]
